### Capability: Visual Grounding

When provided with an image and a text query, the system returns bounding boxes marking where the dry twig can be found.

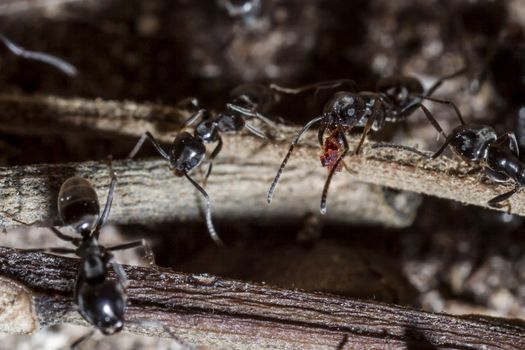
[0,247,523,350]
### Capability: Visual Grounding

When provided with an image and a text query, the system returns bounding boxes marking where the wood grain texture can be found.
[0,247,523,350]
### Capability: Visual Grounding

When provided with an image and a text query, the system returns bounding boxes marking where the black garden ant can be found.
[373,123,525,209]
[9,159,194,349]
[267,68,467,214]
[0,33,77,76]
[128,84,276,246]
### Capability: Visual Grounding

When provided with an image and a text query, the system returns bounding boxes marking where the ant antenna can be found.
[0,33,77,76]
[371,143,431,158]
[183,172,224,246]
[267,115,325,204]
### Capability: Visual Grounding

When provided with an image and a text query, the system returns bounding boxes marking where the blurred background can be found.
[0,0,523,349]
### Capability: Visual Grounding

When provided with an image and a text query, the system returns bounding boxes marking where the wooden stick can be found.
[0,93,523,218]
[0,247,523,350]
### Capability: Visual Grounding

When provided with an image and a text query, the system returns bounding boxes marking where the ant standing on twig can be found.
[267,68,467,214]
[0,33,77,76]
[128,84,276,246]
[373,123,525,210]
[7,158,194,349]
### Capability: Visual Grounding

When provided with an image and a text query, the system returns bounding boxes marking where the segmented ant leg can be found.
[181,109,208,129]
[269,79,357,95]
[203,135,223,187]
[94,156,117,234]
[494,132,519,157]
[320,130,349,214]
[487,186,520,211]
[128,319,196,350]
[107,254,129,287]
[0,34,77,76]
[24,247,77,254]
[108,239,158,268]
[402,102,447,139]
[49,226,78,243]
[416,95,466,125]
[430,133,457,159]
[352,113,379,155]
[424,66,469,97]
[70,328,96,350]
[226,103,276,127]
[128,131,170,160]
[267,115,325,204]
[318,125,327,148]
[184,172,224,246]
[371,143,431,158]
[244,122,267,138]
[336,334,349,350]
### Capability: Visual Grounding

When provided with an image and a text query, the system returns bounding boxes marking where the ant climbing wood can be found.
[5,158,194,349]
[373,123,525,210]
[267,68,467,214]
[128,84,276,246]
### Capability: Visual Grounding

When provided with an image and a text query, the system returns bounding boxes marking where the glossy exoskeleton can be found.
[0,33,77,76]
[24,160,192,349]
[374,124,525,208]
[128,84,275,246]
[267,68,466,214]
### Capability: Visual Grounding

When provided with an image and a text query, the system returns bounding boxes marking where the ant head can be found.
[58,177,100,235]
[195,119,219,143]
[216,112,245,133]
[377,76,423,107]
[77,280,125,335]
[169,132,206,176]
[451,124,498,162]
[324,92,361,122]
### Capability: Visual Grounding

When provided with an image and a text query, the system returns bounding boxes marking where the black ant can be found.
[373,123,525,209]
[267,68,467,214]
[128,84,275,246]
[0,33,77,76]
[9,159,193,349]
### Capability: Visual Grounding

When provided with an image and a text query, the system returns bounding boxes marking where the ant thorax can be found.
[78,238,108,282]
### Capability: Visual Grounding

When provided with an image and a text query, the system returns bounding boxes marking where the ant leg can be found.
[424,66,468,97]
[181,109,208,129]
[270,79,357,95]
[417,95,465,125]
[184,172,224,246]
[353,102,381,155]
[49,226,77,243]
[320,131,349,214]
[0,34,77,77]
[108,239,158,268]
[128,131,170,160]
[94,156,117,233]
[128,319,196,350]
[430,133,458,159]
[24,247,76,254]
[494,132,519,157]
[244,122,267,138]
[107,254,129,287]
[226,103,276,127]
[402,102,447,138]
[203,135,223,187]
[371,143,430,158]
[267,115,325,204]
[318,125,327,147]
[70,328,96,350]
[487,186,520,210]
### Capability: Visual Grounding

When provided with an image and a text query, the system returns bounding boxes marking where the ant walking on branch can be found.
[7,158,194,349]
[267,68,467,214]
[374,123,525,210]
[128,84,276,246]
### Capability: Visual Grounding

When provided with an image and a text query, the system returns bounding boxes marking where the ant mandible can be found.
[267,68,467,214]
[128,84,276,246]
[373,123,525,209]
[13,158,194,349]
[0,33,77,76]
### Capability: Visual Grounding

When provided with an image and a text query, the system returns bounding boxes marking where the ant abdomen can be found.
[58,177,100,234]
